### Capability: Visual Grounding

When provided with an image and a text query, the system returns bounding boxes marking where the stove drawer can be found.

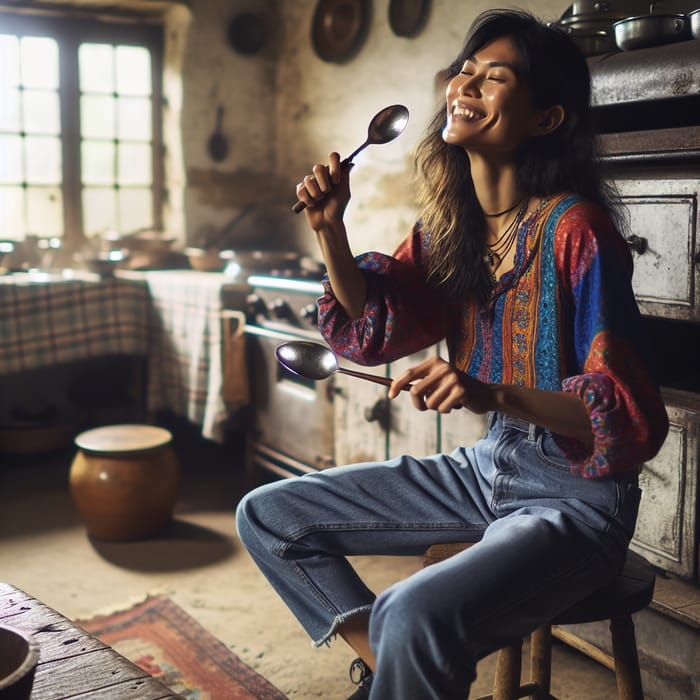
[618,178,699,322]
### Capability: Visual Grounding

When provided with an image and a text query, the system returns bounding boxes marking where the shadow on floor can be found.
[89,518,238,572]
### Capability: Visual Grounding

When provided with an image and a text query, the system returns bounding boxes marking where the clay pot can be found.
[69,424,179,542]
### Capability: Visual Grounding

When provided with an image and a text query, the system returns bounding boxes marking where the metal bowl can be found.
[563,26,619,55]
[613,13,691,50]
[689,8,700,39]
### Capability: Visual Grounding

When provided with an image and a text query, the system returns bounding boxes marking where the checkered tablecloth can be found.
[0,273,150,374]
[0,270,249,442]
[124,270,249,442]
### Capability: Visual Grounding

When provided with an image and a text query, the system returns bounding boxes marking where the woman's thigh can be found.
[371,505,619,658]
[237,447,496,557]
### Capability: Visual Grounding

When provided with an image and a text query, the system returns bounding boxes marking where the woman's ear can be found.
[533,105,565,136]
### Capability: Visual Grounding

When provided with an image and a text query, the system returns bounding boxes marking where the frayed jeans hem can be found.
[312,603,374,648]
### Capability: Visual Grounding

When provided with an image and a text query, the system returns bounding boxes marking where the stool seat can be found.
[423,543,655,700]
[553,550,655,625]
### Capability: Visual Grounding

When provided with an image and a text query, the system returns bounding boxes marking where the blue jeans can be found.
[236,412,641,699]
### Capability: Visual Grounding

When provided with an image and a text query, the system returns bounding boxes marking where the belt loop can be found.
[528,423,537,441]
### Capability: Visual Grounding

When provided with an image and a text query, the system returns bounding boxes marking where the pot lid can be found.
[311,0,370,64]
[388,0,431,38]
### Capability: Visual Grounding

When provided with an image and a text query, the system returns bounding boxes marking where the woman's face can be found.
[442,35,543,157]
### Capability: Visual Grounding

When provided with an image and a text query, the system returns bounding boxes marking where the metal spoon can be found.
[276,340,410,390]
[292,104,409,214]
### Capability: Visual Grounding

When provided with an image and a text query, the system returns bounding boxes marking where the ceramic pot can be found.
[69,424,179,542]
[0,625,39,700]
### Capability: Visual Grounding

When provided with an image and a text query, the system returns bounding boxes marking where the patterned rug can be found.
[78,595,287,699]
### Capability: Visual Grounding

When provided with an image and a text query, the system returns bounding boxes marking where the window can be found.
[0,11,163,250]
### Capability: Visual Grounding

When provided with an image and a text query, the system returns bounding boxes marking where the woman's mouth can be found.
[452,104,485,121]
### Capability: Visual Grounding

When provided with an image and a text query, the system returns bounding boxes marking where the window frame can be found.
[0,10,164,247]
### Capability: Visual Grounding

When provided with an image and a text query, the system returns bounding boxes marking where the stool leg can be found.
[529,625,552,699]
[610,615,644,700]
[493,639,523,700]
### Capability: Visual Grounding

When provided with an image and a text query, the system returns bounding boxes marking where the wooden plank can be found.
[0,584,178,699]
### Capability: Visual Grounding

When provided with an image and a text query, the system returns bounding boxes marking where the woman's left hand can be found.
[388,357,493,414]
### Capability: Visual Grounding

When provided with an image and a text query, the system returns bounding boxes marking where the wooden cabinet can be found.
[617,177,700,322]
[334,344,486,467]
[631,388,700,579]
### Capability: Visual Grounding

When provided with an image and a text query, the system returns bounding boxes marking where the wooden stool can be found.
[423,543,655,700]
[69,424,180,541]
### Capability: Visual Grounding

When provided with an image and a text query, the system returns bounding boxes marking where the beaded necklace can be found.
[483,199,529,281]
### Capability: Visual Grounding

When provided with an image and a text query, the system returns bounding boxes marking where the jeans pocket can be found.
[535,431,571,472]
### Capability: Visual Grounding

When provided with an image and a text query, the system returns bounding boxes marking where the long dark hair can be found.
[415,9,622,305]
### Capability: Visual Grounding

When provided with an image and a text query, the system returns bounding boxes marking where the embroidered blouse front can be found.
[317,193,668,478]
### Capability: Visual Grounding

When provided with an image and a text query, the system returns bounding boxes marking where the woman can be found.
[236,10,668,699]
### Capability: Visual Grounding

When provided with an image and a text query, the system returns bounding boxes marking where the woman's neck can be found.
[468,153,521,231]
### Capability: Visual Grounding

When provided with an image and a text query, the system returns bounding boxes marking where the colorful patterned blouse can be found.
[318,193,669,478]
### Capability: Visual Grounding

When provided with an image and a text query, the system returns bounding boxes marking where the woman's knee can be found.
[235,480,291,549]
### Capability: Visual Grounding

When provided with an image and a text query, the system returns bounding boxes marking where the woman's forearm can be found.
[489,383,593,446]
[315,225,367,319]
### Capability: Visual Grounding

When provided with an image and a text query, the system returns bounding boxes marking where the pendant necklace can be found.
[483,199,529,282]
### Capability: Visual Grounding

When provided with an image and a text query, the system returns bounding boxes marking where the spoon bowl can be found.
[292,104,409,213]
[276,341,408,390]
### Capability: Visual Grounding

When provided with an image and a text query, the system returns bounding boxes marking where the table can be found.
[123,270,249,442]
[0,582,180,699]
[0,270,249,443]
[0,272,150,375]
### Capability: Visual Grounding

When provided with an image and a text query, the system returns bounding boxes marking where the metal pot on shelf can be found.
[613,8,691,50]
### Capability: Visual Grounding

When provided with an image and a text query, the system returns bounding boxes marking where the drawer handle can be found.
[626,235,648,255]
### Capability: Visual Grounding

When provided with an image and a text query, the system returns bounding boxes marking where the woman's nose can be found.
[458,74,478,96]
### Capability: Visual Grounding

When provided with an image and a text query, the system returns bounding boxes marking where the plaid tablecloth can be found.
[0,273,150,374]
[0,270,249,442]
[126,270,249,442]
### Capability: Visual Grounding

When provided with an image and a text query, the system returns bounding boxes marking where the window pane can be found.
[118,187,151,232]
[26,136,61,184]
[26,186,63,236]
[118,97,151,140]
[21,37,58,90]
[0,35,20,88]
[115,45,151,96]
[82,187,116,236]
[79,43,114,94]
[0,186,24,238]
[81,94,115,139]
[0,135,22,183]
[23,90,61,135]
[82,140,115,185]
[0,87,21,131]
[118,143,151,185]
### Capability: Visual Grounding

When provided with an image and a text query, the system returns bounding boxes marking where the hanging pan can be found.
[311,0,371,63]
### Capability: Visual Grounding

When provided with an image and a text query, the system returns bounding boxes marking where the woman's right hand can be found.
[295,152,352,233]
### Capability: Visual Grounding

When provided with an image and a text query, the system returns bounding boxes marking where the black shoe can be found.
[346,657,373,699]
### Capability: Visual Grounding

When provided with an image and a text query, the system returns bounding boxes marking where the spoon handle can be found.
[337,367,411,391]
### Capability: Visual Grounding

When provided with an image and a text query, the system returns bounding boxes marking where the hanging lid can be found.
[311,0,370,63]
